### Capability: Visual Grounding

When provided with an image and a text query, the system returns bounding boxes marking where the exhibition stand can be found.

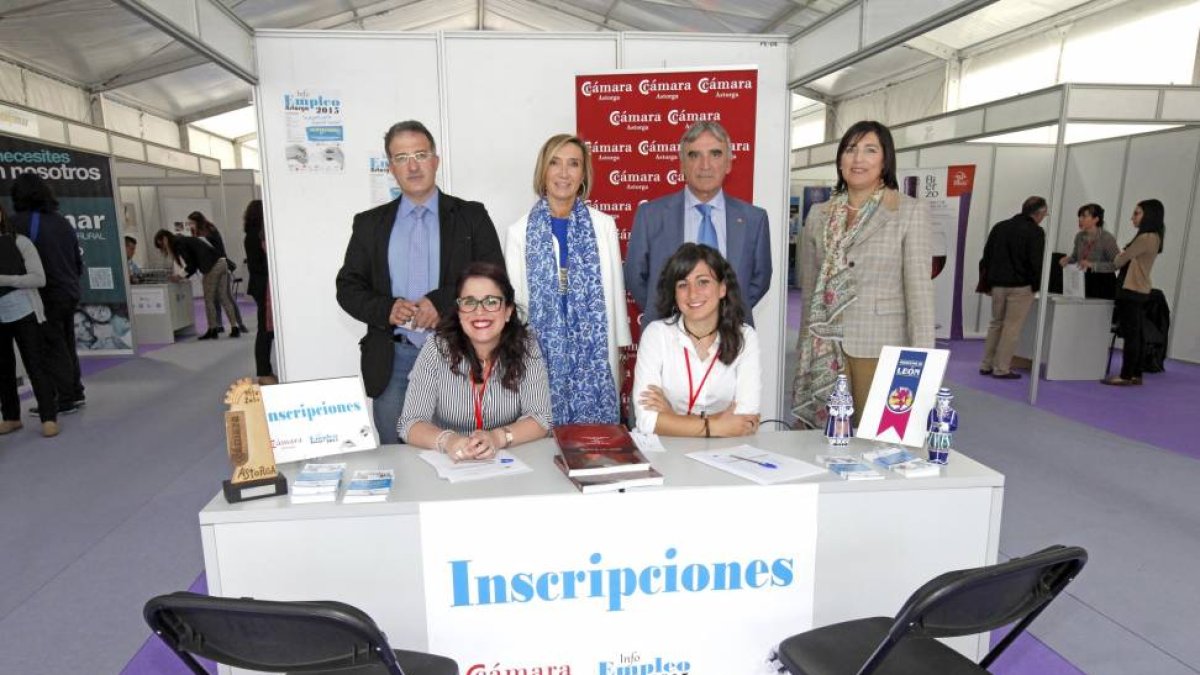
[199,430,1004,674]
[791,83,1200,401]
[129,279,195,343]
[1016,295,1114,380]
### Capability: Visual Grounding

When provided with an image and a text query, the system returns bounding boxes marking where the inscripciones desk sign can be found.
[222,378,288,503]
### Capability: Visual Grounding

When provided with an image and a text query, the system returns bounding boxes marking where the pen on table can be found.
[731,454,777,469]
[500,457,514,464]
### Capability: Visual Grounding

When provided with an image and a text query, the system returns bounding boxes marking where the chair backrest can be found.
[143,591,407,674]
[860,545,1087,674]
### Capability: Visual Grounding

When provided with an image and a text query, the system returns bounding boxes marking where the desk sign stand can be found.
[222,378,288,503]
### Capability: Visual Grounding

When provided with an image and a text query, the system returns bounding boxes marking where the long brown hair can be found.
[435,262,532,391]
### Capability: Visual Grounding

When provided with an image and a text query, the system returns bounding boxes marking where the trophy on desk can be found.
[925,387,958,464]
[222,378,288,502]
[824,373,854,446]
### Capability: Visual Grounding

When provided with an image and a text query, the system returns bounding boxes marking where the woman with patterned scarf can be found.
[505,134,631,425]
[792,121,934,429]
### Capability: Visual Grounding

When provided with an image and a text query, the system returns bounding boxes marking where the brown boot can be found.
[0,420,23,434]
[42,421,59,437]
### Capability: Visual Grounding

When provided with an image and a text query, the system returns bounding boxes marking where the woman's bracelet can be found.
[701,411,711,438]
[435,429,454,453]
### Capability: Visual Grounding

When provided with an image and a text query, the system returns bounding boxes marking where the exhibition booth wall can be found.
[792,84,1200,371]
[255,30,793,419]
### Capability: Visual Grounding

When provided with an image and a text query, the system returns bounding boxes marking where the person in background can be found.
[152,229,241,339]
[1103,199,1165,387]
[633,244,760,437]
[8,173,85,416]
[188,211,246,334]
[0,205,58,437]
[625,120,772,326]
[792,120,933,428]
[1060,203,1119,299]
[243,200,275,384]
[124,236,141,279]
[505,133,629,425]
[336,119,504,444]
[977,196,1047,381]
[399,263,551,459]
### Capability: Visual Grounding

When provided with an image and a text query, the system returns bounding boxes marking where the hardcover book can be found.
[553,424,651,477]
[553,455,664,493]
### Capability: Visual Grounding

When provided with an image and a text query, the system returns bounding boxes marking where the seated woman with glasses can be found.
[632,243,761,437]
[399,262,552,461]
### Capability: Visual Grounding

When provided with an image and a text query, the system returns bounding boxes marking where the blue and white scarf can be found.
[525,197,619,425]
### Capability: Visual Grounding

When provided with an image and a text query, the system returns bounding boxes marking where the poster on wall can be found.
[0,134,133,354]
[420,485,818,673]
[897,165,975,340]
[368,153,400,206]
[283,89,345,174]
[576,67,759,411]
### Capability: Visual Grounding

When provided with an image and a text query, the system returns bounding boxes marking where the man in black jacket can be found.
[336,120,503,444]
[9,173,85,414]
[979,196,1047,379]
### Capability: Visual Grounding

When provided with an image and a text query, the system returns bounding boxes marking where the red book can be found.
[553,424,652,477]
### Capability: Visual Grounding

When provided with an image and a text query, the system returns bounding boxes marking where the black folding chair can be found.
[776,545,1088,675]
[144,591,459,675]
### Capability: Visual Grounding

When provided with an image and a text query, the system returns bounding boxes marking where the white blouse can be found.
[631,319,761,434]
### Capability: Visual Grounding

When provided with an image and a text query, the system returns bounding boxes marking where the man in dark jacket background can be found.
[9,173,85,413]
[979,195,1047,379]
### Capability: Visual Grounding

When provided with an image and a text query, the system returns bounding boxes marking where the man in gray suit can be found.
[625,120,772,325]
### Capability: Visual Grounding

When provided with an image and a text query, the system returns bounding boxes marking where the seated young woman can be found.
[399,262,552,461]
[632,243,761,437]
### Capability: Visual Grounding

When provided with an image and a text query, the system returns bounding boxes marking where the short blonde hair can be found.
[532,134,592,200]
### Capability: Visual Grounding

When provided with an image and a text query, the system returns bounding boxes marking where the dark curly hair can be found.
[435,262,531,391]
[653,243,746,366]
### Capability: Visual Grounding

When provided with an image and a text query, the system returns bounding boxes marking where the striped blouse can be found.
[397,335,553,441]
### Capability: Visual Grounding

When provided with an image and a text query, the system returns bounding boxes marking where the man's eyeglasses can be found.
[391,151,435,165]
[456,295,504,313]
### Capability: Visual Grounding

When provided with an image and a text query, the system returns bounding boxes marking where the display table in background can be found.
[1017,294,1114,380]
[199,431,1004,674]
[130,281,194,343]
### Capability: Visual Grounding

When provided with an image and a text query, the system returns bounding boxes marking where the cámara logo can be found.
[466,662,571,675]
[581,81,633,97]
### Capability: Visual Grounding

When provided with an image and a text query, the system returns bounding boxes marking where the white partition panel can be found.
[1174,179,1200,362]
[1058,139,1127,252]
[1115,128,1200,311]
[441,34,618,241]
[622,35,791,421]
[257,33,441,382]
[258,31,791,418]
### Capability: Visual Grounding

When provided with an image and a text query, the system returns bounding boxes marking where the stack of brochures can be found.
[860,446,941,478]
[553,424,663,493]
[890,458,941,478]
[688,445,825,485]
[289,463,346,504]
[418,450,533,483]
[342,469,395,503]
[816,454,885,481]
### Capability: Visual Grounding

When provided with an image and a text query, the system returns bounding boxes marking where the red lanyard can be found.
[684,347,720,415]
[473,361,494,431]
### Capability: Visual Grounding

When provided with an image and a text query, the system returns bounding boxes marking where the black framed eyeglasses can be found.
[456,295,504,313]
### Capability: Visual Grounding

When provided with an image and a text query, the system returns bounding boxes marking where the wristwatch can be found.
[502,426,514,449]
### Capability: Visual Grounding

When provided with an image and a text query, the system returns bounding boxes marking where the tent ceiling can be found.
[0,0,1131,136]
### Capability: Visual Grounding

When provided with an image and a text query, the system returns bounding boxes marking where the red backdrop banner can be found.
[575,68,759,415]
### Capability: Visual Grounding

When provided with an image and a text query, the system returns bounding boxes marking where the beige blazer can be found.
[799,190,935,358]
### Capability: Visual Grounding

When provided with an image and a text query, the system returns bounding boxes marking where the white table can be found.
[1017,294,1114,380]
[130,281,194,343]
[199,431,1004,673]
